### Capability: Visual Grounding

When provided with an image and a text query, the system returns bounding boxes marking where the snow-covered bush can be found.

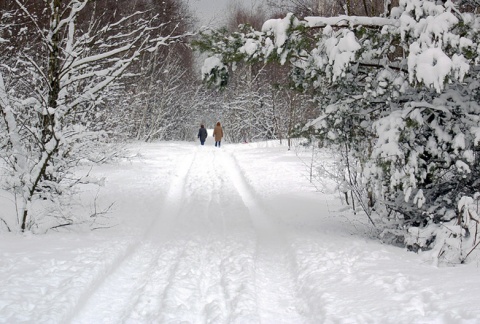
[195,0,480,263]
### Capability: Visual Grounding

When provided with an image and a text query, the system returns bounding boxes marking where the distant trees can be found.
[128,51,204,142]
[195,1,480,264]
[96,0,200,142]
[0,0,192,232]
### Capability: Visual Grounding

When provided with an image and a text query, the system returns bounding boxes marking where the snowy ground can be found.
[1,140,480,323]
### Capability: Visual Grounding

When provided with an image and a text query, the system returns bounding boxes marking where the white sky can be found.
[189,0,263,27]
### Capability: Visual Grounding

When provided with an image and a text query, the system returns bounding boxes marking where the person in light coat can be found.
[213,122,223,147]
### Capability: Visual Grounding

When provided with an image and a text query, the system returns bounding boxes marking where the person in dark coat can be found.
[198,124,208,145]
[213,121,223,147]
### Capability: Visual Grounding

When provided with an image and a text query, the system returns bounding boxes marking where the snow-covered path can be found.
[1,141,480,324]
[67,145,305,323]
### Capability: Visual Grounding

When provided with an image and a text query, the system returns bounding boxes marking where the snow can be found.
[408,45,453,93]
[325,30,361,81]
[239,39,259,57]
[261,14,294,48]
[202,56,224,75]
[304,16,397,28]
[1,141,480,323]
[261,13,299,64]
[201,55,227,85]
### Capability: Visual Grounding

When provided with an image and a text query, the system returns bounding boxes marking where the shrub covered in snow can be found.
[0,1,188,233]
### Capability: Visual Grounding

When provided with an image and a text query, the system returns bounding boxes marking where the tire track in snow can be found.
[67,149,197,323]
[208,151,260,324]
[121,147,228,322]
[153,148,257,323]
[119,242,186,322]
[221,150,305,323]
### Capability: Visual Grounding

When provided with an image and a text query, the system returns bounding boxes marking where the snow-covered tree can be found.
[0,0,190,233]
[196,0,480,263]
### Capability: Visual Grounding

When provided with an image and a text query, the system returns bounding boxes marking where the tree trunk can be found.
[44,0,61,144]
[346,0,352,15]
[22,0,62,231]
[363,0,369,16]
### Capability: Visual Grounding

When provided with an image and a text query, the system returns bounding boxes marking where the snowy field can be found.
[1,139,480,323]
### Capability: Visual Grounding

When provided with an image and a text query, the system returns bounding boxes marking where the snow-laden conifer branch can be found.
[305,16,398,27]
